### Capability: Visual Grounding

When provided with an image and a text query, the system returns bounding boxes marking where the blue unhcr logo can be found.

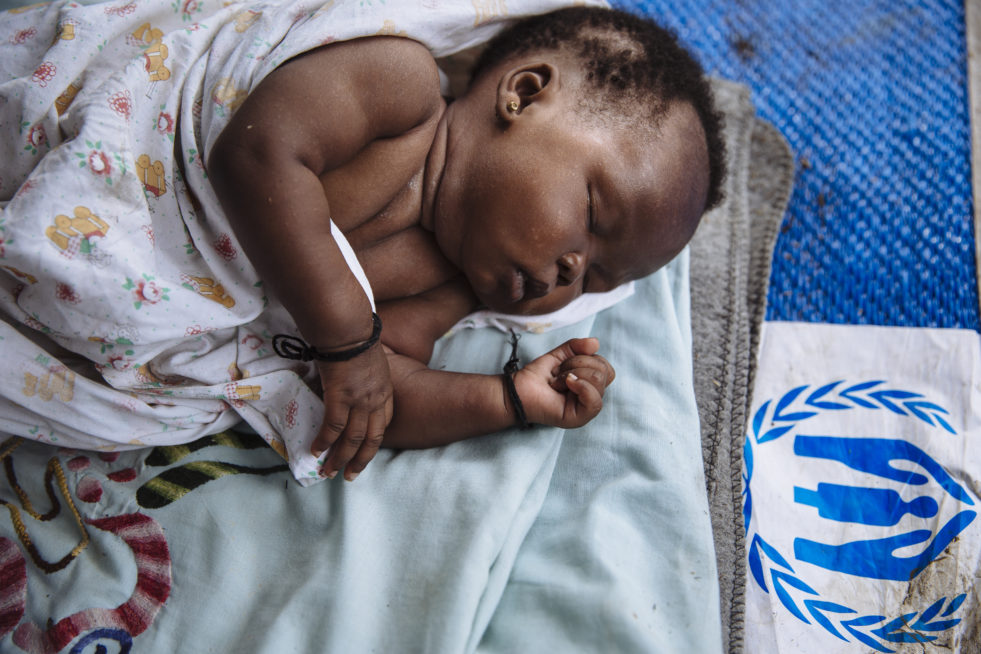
[793,436,975,582]
[744,381,975,652]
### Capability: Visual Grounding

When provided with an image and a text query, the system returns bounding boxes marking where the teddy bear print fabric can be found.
[0,0,597,483]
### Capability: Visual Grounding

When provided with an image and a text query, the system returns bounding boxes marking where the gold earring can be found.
[507,100,519,113]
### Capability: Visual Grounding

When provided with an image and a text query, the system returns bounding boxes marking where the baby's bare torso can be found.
[320,110,475,358]
[210,37,477,360]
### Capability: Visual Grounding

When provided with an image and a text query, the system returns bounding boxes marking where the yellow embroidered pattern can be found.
[1,438,90,573]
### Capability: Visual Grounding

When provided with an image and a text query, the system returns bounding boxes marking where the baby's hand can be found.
[514,338,615,429]
[313,344,394,481]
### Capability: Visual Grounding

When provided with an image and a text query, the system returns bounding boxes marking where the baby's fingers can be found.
[312,403,349,456]
[550,356,615,393]
[550,366,605,395]
[320,410,369,480]
[553,337,600,360]
[564,372,604,420]
[341,402,392,481]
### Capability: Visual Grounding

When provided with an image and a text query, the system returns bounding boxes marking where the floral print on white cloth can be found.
[0,0,605,484]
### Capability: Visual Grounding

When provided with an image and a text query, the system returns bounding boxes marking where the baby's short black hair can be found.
[472,6,726,211]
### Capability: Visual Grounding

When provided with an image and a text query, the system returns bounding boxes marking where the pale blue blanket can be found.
[0,249,721,653]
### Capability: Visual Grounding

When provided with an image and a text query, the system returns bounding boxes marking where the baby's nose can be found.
[557,252,585,286]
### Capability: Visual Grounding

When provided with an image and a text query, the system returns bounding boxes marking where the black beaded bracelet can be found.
[272,313,382,363]
[503,330,531,430]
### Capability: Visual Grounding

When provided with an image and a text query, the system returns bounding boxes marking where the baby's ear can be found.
[496,62,558,121]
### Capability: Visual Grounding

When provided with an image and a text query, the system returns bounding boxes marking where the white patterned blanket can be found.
[0,0,596,483]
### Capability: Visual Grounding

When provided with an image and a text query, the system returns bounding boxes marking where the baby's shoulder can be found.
[364,37,442,118]
[292,36,442,133]
[358,36,440,81]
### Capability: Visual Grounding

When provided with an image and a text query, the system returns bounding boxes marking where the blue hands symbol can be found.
[795,483,938,526]
[793,511,975,581]
[792,436,976,581]
[794,436,973,505]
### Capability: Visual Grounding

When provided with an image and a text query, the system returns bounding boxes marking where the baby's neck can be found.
[419,98,449,235]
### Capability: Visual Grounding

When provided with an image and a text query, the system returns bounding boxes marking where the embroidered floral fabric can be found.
[0,0,598,484]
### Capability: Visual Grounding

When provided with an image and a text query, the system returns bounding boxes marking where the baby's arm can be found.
[208,38,443,476]
[378,338,615,451]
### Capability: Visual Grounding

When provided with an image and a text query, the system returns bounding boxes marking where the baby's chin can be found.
[483,289,580,317]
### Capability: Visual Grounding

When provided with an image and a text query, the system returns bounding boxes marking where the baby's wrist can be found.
[312,311,380,352]
[298,293,375,350]
[502,370,531,429]
[288,261,376,351]
[501,332,536,429]
[276,312,382,363]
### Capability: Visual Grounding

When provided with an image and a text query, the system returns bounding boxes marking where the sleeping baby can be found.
[0,0,724,483]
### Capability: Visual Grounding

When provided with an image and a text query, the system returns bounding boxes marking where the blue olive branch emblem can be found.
[753,381,956,445]
[744,380,973,652]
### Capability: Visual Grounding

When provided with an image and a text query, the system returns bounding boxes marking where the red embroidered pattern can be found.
[12,514,172,652]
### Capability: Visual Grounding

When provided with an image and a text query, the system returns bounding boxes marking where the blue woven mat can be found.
[615,0,979,330]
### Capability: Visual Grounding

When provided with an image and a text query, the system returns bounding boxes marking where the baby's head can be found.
[431,6,725,314]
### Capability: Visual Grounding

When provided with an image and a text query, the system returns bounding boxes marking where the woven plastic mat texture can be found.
[615,0,979,330]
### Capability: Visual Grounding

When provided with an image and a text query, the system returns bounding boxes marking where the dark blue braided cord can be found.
[272,313,382,362]
[503,330,531,429]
